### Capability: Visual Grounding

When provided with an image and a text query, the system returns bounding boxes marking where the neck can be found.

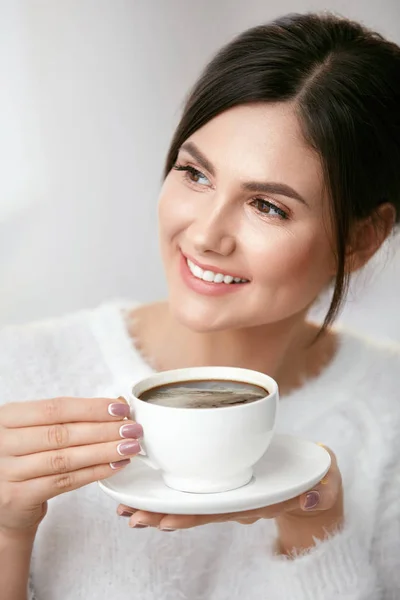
[130,302,332,396]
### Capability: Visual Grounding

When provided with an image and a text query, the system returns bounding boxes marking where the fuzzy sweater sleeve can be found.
[263,457,400,599]
[265,522,378,598]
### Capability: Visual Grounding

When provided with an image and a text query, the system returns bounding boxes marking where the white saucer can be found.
[98,434,331,515]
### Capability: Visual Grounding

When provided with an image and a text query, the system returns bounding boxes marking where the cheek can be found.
[158,177,191,243]
[248,225,334,288]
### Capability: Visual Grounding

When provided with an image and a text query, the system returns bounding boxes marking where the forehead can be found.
[184,103,325,204]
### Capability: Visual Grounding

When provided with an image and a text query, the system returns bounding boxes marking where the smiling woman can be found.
[163,19,400,333]
[1,11,400,600]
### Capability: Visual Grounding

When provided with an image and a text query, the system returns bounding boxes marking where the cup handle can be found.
[137,440,160,470]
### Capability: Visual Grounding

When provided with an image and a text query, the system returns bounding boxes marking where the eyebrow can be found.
[181,141,216,177]
[241,181,309,206]
[179,141,309,207]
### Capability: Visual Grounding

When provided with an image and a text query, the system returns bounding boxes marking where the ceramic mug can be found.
[129,366,279,493]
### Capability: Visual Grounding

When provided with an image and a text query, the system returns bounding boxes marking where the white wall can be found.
[1,0,399,341]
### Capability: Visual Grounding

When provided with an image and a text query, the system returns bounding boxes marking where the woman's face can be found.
[158,102,336,332]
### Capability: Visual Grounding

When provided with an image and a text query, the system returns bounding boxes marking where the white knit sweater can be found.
[1,302,400,600]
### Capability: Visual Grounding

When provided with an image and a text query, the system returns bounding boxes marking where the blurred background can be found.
[1,0,399,341]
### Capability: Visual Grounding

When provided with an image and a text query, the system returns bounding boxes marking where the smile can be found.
[186,258,248,284]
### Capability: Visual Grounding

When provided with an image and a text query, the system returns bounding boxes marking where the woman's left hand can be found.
[117,446,343,554]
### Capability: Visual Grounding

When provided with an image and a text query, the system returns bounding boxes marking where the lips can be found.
[179,253,249,297]
[184,255,249,285]
[182,253,249,285]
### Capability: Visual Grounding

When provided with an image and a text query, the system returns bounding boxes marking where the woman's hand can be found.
[118,446,343,553]
[0,397,142,535]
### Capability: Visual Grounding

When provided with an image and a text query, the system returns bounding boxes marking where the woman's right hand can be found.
[0,396,142,535]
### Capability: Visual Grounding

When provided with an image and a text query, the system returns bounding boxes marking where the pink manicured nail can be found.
[119,510,135,517]
[303,491,320,510]
[119,423,143,439]
[129,520,148,528]
[110,458,131,469]
[108,403,130,417]
[117,440,141,456]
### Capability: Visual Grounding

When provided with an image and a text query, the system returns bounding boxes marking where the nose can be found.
[190,204,236,257]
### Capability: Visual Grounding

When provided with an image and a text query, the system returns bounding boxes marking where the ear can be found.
[345,203,396,274]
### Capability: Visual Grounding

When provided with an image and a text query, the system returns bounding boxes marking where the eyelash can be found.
[173,163,289,220]
[251,198,289,220]
[173,163,208,185]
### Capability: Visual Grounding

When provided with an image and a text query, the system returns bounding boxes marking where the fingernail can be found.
[117,440,141,456]
[119,510,135,517]
[108,403,130,418]
[129,520,148,528]
[161,528,176,532]
[110,458,131,469]
[303,491,320,511]
[119,423,143,439]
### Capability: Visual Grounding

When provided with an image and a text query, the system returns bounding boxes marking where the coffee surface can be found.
[139,379,267,408]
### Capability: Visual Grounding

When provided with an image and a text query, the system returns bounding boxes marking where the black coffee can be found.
[139,379,267,409]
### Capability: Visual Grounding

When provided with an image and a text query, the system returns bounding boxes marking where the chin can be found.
[168,296,233,333]
[169,295,269,333]
[172,306,223,333]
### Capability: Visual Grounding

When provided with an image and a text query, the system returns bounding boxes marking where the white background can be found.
[1,0,399,341]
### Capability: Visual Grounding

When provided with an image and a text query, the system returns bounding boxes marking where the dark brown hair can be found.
[164,13,400,330]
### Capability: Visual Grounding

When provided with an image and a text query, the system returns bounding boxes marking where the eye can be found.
[173,164,211,187]
[251,198,289,220]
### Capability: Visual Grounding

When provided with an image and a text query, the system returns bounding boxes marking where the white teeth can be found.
[193,264,203,278]
[187,259,247,284]
[202,270,215,282]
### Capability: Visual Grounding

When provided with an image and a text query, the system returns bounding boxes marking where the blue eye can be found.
[173,164,210,186]
[252,198,288,220]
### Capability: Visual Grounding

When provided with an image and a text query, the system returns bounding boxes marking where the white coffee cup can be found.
[129,366,279,493]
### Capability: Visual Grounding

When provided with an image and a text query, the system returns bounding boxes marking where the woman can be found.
[1,12,400,600]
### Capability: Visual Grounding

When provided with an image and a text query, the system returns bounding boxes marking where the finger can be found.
[157,507,277,530]
[158,513,228,530]
[128,511,166,529]
[3,439,141,481]
[157,504,290,530]
[300,471,342,512]
[25,459,131,504]
[0,396,130,428]
[0,420,143,456]
[317,444,338,469]
[160,508,278,530]
[158,506,272,530]
[300,446,340,512]
[235,517,260,524]
[117,504,138,517]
